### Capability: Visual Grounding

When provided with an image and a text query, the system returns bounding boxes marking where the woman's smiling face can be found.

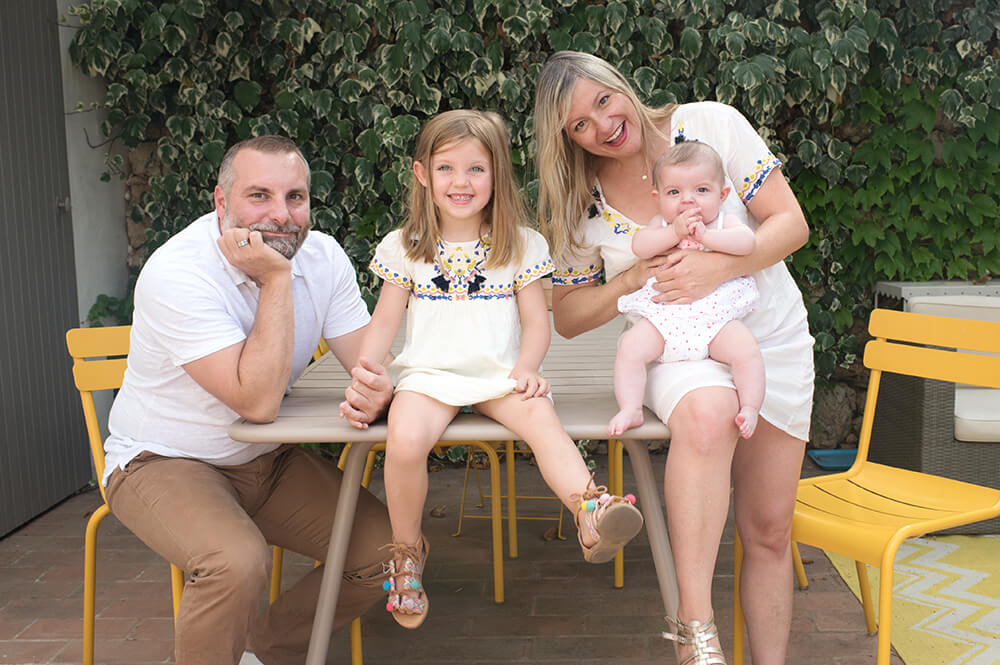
[563,77,643,159]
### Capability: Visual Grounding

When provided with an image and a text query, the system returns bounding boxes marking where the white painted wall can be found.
[56,0,128,328]
[56,0,128,438]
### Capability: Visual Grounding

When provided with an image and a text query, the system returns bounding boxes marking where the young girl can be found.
[609,141,764,440]
[348,109,643,629]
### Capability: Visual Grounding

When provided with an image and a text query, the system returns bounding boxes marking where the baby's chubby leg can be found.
[610,318,665,437]
[708,320,764,439]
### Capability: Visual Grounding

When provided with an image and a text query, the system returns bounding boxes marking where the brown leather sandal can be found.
[571,479,643,564]
[381,536,430,629]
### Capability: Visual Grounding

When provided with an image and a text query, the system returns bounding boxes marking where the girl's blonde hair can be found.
[533,51,676,262]
[404,109,526,269]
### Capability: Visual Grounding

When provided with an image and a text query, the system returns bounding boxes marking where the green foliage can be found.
[67,0,999,381]
[86,290,134,327]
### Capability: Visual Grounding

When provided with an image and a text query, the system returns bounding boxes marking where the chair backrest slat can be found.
[864,339,1000,389]
[66,325,131,358]
[72,357,128,392]
[869,308,1000,353]
[865,308,1000,389]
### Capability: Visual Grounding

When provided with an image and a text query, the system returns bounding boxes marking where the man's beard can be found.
[221,210,308,259]
[248,221,308,259]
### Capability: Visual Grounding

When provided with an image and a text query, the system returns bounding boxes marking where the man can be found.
[103,136,393,665]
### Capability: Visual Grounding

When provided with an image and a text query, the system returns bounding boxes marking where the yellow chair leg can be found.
[876,552,896,665]
[609,438,625,588]
[857,561,877,634]
[454,451,476,537]
[792,541,808,589]
[337,442,352,471]
[170,564,185,620]
[467,441,504,603]
[732,529,745,665]
[350,616,363,665]
[270,546,284,604]
[505,440,518,559]
[361,450,376,488]
[83,503,110,665]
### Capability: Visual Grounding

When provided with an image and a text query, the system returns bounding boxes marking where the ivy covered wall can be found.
[67,0,999,390]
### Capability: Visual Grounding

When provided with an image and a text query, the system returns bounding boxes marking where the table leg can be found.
[305,440,378,665]
[622,439,679,619]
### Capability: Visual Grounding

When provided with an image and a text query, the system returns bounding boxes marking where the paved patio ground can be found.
[0,451,903,664]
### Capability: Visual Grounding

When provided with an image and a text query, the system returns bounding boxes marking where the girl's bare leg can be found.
[664,386,740,657]
[382,391,459,623]
[732,419,805,665]
[610,318,665,436]
[708,320,764,438]
[475,393,642,554]
[474,393,591,513]
[383,391,459,546]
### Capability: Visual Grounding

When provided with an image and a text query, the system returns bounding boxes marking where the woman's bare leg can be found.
[664,386,740,654]
[732,419,804,665]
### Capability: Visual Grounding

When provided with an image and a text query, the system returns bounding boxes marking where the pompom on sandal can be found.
[571,478,643,564]
[382,536,429,629]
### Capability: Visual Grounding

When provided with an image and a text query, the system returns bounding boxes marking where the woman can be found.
[533,51,814,665]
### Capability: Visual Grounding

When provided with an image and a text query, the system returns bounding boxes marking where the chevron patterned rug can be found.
[828,535,1000,665]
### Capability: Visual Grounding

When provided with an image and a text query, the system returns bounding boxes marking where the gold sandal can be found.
[571,478,643,564]
[662,613,727,665]
[381,536,429,629]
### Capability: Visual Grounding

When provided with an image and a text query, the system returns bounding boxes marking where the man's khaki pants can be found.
[107,445,391,665]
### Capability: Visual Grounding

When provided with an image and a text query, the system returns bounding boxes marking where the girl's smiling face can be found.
[414,138,493,234]
[563,77,643,159]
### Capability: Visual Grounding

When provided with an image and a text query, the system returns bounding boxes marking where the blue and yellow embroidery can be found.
[591,183,635,237]
[604,208,636,237]
[674,119,687,144]
[551,264,602,286]
[370,258,413,289]
[433,239,487,293]
[513,259,555,291]
[737,152,781,203]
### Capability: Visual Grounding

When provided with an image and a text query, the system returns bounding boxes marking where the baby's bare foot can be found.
[608,407,644,437]
[735,406,759,439]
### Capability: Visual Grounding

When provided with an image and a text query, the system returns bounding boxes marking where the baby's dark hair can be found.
[652,141,725,189]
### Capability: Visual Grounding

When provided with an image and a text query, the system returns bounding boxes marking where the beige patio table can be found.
[228,316,679,665]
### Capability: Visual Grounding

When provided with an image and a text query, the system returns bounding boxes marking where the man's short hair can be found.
[217,135,311,193]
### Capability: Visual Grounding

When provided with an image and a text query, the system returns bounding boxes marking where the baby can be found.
[610,141,764,439]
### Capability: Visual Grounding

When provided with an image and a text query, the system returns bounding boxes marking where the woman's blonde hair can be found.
[533,51,676,262]
[404,109,526,269]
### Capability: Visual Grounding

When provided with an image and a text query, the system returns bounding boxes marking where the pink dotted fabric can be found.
[618,275,759,362]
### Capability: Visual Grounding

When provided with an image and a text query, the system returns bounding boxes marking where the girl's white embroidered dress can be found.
[371,227,553,405]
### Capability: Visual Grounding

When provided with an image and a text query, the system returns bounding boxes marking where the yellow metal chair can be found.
[732,309,1000,665]
[454,440,567,550]
[67,326,287,665]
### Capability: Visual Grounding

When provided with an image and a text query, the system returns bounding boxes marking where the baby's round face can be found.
[655,161,726,223]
